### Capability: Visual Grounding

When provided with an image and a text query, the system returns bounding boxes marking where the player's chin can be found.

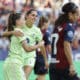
[30,21,35,24]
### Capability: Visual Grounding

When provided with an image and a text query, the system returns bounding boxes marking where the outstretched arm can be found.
[2,31,13,37]
[21,40,44,52]
[2,30,23,37]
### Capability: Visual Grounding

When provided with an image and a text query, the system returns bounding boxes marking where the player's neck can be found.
[26,22,33,28]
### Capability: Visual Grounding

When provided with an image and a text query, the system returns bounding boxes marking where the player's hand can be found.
[69,64,76,76]
[12,30,24,37]
[37,41,44,48]
[45,60,49,69]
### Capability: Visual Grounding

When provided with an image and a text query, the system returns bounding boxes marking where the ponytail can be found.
[8,13,21,31]
[55,13,69,27]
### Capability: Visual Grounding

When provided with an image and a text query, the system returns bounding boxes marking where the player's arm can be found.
[2,31,14,37]
[64,40,76,76]
[71,31,79,49]
[40,44,48,61]
[38,32,49,68]
[2,29,23,37]
[64,41,73,65]
[64,25,76,76]
[36,28,49,68]
[43,32,51,54]
[21,40,44,52]
[39,42,49,69]
[45,45,51,54]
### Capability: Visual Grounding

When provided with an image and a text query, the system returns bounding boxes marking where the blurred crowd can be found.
[0,0,80,60]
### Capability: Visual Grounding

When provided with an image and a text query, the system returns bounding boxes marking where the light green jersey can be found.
[22,25,42,59]
[4,28,27,80]
[8,25,42,64]
[8,28,26,64]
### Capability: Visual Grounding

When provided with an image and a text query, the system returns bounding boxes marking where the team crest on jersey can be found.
[26,38,30,43]
[67,31,74,38]
[69,23,73,26]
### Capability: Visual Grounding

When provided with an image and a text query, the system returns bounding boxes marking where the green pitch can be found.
[0,61,80,80]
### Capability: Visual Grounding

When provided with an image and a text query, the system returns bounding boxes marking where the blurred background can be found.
[0,0,80,80]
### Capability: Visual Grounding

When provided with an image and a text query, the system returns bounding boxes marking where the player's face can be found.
[16,14,25,27]
[73,9,79,22]
[69,9,79,22]
[26,11,37,25]
[43,22,49,30]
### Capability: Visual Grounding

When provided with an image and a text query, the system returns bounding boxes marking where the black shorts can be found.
[34,54,48,75]
[49,63,80,80]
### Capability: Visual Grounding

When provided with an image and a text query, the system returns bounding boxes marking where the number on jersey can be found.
[51,33,59,55]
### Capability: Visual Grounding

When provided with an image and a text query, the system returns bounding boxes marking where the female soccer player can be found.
[34,16,51,80]
[3,12,44,80]
[23,9,49,80]
[49,2,80,80]
[3,9,49,80]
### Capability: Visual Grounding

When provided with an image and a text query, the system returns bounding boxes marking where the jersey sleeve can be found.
[43,31,51,45]
[18,36,26,43]
[14,28,26,43]
[35,28,43,42]
[64,24,74,42]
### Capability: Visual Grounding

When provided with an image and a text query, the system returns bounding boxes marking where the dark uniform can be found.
[34,30,51,75]
[49,23,80,80]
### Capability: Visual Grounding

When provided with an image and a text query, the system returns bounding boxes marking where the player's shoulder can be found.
[65,23,73,29]
[33,25,41,32]
[64,23,75,38]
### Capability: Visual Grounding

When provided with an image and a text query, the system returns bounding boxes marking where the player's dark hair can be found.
[25,8,36,20]
[26,9,36,15]
[55,2,78,27]
[7,12,21,40]
[38,16,48,29]
[8,12,21,31]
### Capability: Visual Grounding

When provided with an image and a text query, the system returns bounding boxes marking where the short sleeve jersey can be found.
[51,23,75,69]
[22,25,43,58]
[9,28,27,63]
